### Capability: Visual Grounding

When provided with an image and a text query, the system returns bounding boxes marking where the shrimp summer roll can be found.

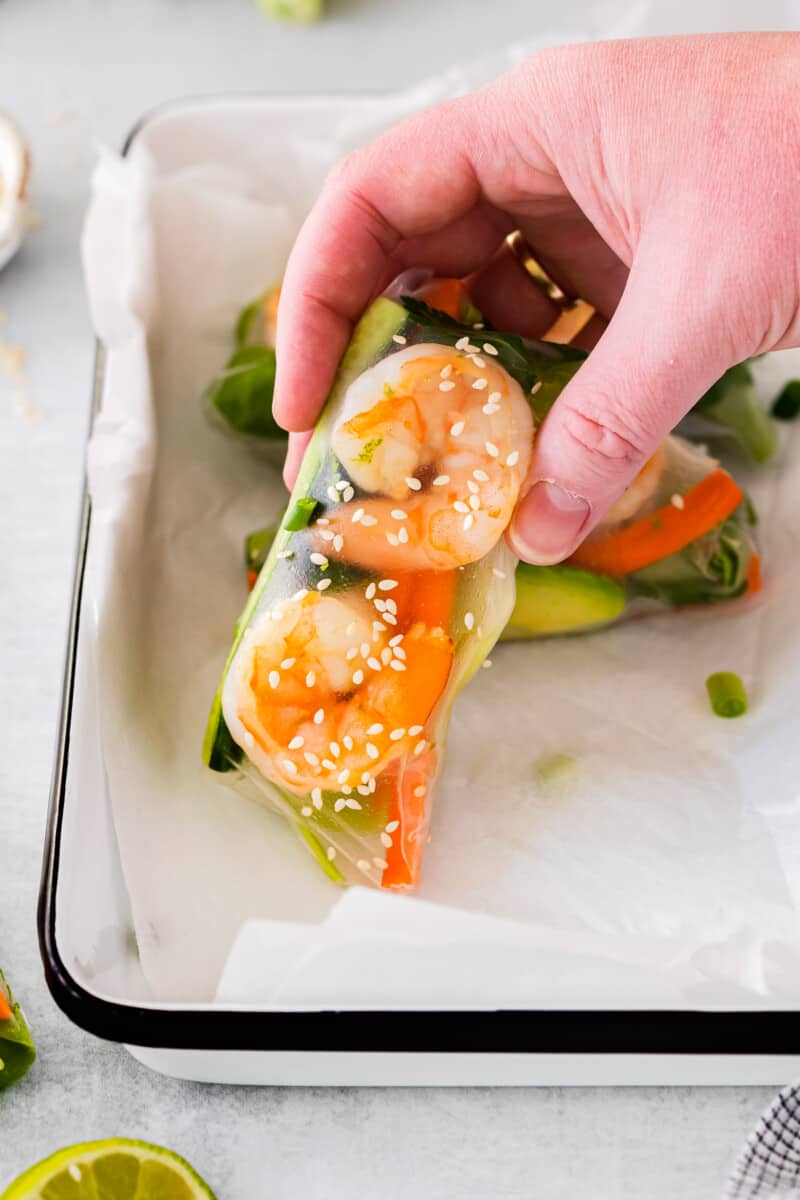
[204,289,585,890]
[0,968,35,1089]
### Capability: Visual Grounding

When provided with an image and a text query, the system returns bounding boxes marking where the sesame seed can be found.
[406,477,422,491]
[244,731,255,748]
[388,634,403,646]
[342,486,355,502]
[288,735,304,750]
[314,708,325,725]
[413,784,426,796]
[352,669,365,685]
[473,355,486,368]
[268,670,280,689]
[465,343,480,354]
[316,578,331,591]
[281,658,296,671]
[319,529,335,541]
[367,723,384,735]
[467,480,479,494]
[379,578,398,591]
[409,725,424,736]
[361,514,378,526]
[389,728,406,741]
[309,552,328,567]
[365,582,377,601]
[329,741,341,758]
[474,468,489,482]
[453,500,469,514]
[386,820,400,833]
[360,641,370,658]
[485,441,499,457]
[383,612,398,626]
[322,758,336,771]
[357,859,371,872]
[433,474,450,486]
[472,377,488,390]
[483,342,499,356]
[397,526,409,543]
[393,645,406,661]
[361,771,373,783]
[346,646,358,661]
[482,403,500,415]
[482,659,493,669]
[389,659,406,671]
[464,611,475,630]
[530,380,542,396]
[463,514,475,531]
[327,846,336,861]
[373,857,389,870]
[366,743,379,760]
[381,647,392,666]
[473,322,485,330]
[316,517,330,526]
[469,494,481,511]
[334,798,346,812]
[450,420,465,437]
[345,798,362,811]
[306,671,316,687]
[414,739,427,755]
[367,656,381,671]
[440,363,453,378]
[374,599,387,613]
[301,805,313,817]
[352,507,365,524]
[335,479,349,492]
[455,335,470,351]
[488,392,501,405]
[386,532,400,547]
[373,621,386,634]
[357,785,370,796]
[342,785,353,795]
[385,598,397,615]
[282,759,299,775]
[277,549,294,559]
[671,493,685,509]
[492,567,507,579]
[392,333,407,344]
[293,589,309,601]
[304,751,319,766]
[333,534,344,552]
[312,787,323,807]
[327,486,339,502]
[381,832,393,848]
[439,380,456,392]
[506,451,520,467]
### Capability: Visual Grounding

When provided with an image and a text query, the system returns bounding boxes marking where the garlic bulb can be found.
[0,115,29,271]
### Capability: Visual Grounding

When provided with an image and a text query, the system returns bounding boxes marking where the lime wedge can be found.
[1,1140,217,1200]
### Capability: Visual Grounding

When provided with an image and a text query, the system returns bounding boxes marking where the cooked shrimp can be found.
[599,444,666,527]
[222,589,453,796]
[325,343,533,571]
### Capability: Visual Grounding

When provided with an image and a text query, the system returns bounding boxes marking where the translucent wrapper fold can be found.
[204,284,585,890]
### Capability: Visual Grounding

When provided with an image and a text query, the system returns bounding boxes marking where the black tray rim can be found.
[38,95,800,1056]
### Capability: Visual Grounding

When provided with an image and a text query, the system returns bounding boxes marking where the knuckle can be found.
[556,397,651,476]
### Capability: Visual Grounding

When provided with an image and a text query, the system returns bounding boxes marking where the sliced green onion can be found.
[771,380,800,421]
[705,672,748,718]
[283,497,319,532]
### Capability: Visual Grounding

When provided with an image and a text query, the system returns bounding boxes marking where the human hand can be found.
[273,33,800,564]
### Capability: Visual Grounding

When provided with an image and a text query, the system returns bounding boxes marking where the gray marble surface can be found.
[0,0,794,1194]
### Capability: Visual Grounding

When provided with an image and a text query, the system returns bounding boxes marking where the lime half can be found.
[1,1140,217,1200]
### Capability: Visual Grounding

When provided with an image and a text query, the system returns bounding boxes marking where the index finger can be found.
[273,95,490,432]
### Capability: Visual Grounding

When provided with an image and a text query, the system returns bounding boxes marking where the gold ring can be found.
[504,229,596,345]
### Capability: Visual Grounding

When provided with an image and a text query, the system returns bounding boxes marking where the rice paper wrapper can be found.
[82,48,800,1008]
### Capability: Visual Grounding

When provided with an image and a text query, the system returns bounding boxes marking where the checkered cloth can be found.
[726,1086,800,1198]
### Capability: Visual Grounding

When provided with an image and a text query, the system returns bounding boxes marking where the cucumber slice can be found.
[501,564,626,640]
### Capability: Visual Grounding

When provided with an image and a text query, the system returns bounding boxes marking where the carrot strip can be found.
[247,567,258,592]
[0,990,12,1022]
[569,469,744,577]
[746,552,762,594]
[417,277,470,321]
[390,569,457,632]
[381,749,437,890]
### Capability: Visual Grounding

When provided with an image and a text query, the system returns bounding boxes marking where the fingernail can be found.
[509,480,591,565]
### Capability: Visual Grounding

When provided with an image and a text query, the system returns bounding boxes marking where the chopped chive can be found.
[771,380,800,421]
[706,672,748,718]
[283,497,319,532]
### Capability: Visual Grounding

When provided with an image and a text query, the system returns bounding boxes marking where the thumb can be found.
[509,260,731,565]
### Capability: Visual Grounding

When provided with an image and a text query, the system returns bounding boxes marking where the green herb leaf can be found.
[204,346,283,439]
[692,360,777,462]
[706,671,748,718]
[771,379,800,421]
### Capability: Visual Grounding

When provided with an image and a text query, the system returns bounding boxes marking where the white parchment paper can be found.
[82,48,800,1007]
